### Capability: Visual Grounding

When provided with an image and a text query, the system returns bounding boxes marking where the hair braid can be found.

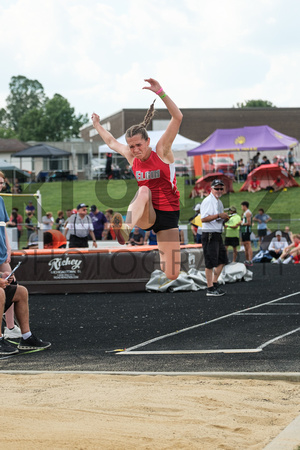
[125,99,156,141]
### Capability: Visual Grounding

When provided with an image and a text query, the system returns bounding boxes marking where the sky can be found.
[1,0,300,121]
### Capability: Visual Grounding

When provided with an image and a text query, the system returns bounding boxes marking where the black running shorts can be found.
[202,232,228,269]
[4,283,18,313]
[144,209,180,233]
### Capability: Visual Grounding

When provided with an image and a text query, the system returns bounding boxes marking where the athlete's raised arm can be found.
[143,78,183,162]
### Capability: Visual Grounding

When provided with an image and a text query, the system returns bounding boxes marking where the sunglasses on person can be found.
[213,187,224,191]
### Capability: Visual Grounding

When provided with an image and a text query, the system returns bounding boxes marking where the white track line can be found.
[258,326,300,350]
[117,349,262,355]
[116,291,300,355]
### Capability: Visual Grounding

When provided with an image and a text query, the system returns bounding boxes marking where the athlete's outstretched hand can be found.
[91,113,100,126]
[143,78,161,94]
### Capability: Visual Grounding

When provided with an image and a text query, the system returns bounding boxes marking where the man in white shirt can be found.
[268,230,288,260]
[41,212,54,231]
[65,203,97,248]
[200,179,229,297]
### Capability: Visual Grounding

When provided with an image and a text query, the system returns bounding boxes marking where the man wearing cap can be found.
[224,206,241,262]
[200,179,229,296]
[268,230,288,260]
[89,205,108,241]
[64,204,97,248]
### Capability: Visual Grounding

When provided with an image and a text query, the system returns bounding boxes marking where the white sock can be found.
[22,331,32,340]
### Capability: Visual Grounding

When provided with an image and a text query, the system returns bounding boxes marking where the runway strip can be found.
[115,291,300,355]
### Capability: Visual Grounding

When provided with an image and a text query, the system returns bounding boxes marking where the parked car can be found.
[203,156,235,176]
[174,159,194,177]
[48,170,78,182]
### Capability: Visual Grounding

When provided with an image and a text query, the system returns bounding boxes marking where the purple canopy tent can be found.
[187,125,298,156]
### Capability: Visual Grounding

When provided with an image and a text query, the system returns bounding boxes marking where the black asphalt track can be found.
[1,263,299,372]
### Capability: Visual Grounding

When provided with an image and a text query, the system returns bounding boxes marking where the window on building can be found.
[43,157,69,171]
[77,153,89,171]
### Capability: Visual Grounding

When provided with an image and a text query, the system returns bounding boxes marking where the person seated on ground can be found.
[128,226,144,246]
[224,206,241,263]
[144,229,157,245]
[190,185,210,199]
[0,271,51,356]
[248,176,261,193]
[268,231,289,261]
[275,234,300,264]
[43,230,67,249]
[272,176,285,192]
[23,226,39,249]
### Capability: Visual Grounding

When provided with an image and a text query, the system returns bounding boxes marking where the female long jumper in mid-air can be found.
[92,78,183,280]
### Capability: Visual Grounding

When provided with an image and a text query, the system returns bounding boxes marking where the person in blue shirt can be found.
[253,208,272,245]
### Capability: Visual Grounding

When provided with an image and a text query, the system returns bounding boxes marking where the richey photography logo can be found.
[48,256,82,279]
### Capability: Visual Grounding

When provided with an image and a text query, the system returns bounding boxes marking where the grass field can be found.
[2,176,300,248]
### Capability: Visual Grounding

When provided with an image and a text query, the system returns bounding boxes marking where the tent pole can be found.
[36,189,43,249]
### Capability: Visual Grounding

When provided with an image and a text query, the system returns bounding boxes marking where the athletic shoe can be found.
[4,325,22,339]
[111,213,131,245]
[18,334,51,350]
[244,260,253,267]
[206,287,225,297]
[0,338,19,355]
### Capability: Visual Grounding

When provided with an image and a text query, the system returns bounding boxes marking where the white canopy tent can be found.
[98,131,200,155]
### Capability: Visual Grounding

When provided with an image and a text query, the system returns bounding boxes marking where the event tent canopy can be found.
[14,144,71,157]
[239,164,299,191]
[194,172,234,195]
[99,130,200,154]
[187,125,299,156]
[0,159,30,181]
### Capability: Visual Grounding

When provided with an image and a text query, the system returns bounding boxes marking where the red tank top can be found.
[132,150,180,211]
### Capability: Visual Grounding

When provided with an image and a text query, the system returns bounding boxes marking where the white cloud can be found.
[1,0,300,118]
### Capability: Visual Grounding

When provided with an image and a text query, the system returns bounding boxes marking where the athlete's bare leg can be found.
[156,228,181,280]
[126,186,156,229]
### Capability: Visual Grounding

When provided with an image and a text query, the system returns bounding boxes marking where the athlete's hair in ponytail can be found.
[125,99,156,142]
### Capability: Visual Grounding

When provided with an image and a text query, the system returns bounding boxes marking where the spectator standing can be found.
[261,156,270,165]
[25,212,35,240]
[200,179,229,296]
[65,203,97,248]
[224,206,241,262]
[253,208,272,245]
[25,201,36,215]
[102,209,116,241]
[89,205,107,240]
[55,210,65,233]
[41,212,54,231]
[240,201,253,265]
[288,149,295,174]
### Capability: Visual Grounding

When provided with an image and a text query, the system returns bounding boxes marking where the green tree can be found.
[0,107,17,138]
[42,94,88,141]
[6,75,46,132]
[18,93,88,141]
[18,107,45,141]
[235,99,276,108]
